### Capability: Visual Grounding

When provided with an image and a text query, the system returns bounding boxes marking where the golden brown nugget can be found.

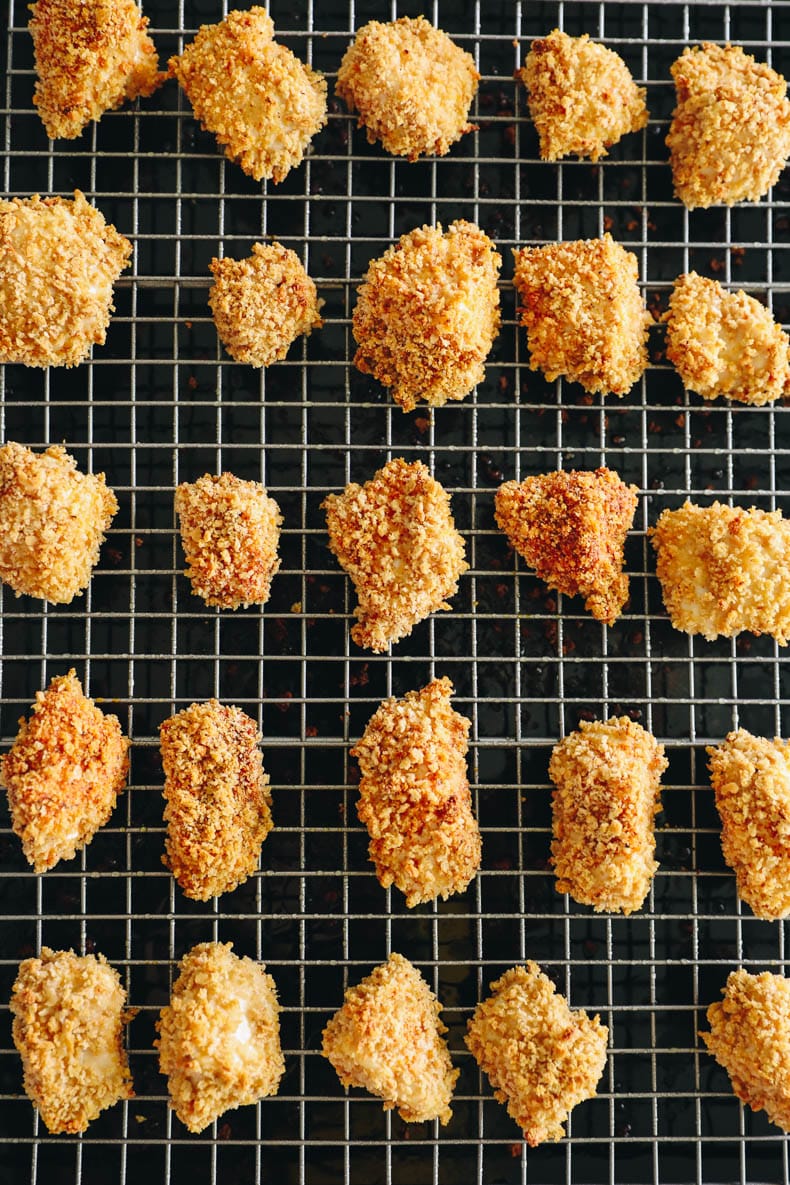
[518,30,647,161]
[0,442,118,604]
[157,942,283,1134]
[513,234,651,396]
[169,7,327,183]
[495,468,638,625]
[650,501,790,645]
[352,221,501,412]
[160,699,273,900]
[351,677,481,907]
[0,190,132,368]
[667,43,790,209]
[336,16,478,161]
[322,952,457,1124]
[323,458,467,652]
[549,716,667,914]
[465,962,608,1145]
[11,947,134,1133]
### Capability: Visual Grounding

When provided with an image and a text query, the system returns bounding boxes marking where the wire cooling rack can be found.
[1,1,790,1182]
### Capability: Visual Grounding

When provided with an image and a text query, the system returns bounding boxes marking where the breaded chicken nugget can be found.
[513,234,651,396]
[29,0,164,141]
[495,468,638,625]
[351,677,481,907]
[160,699,273,901]
[517,30,647,162]
[465,962,608,1145]
[667,43,790,209]
[352,221,501,412]
[11,947,134,1133]
[169,7,327,183]
[322,458,468,652]
[0,441,118,604]
[322,952,457,1124]
[0,190,132,368]
[336,16,478,161]
[650,501,790,644]
[157,942,283,1134]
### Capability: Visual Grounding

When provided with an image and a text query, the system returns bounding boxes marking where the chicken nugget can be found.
[0,190,132,368]
[323,458,467,652]
[11,947,134,1133]
[352,221,501,412]
[667,43,790,209]
[157,942,283,1134]
[650,500,790,644]
[513,234,651,396]
[322,952,457,1124]
[336,16,478,161]
[169,7,327,183]
[495,468,638,625]
[517,30,647,162]
[351,677,481,907]
[465,962,608,1145]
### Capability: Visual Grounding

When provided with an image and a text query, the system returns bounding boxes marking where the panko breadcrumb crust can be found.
[351,677,481,906]
[156,942,284,1134]
[335,16,478,161]
[321,952,458,1124]
[667,43,790,209]
[322,458,468,652]
[650,501,790,644]
[352,221,501,412]
[513,234,651,396]
[159,699,273,901]
[11,947,134,1134]
[465,962,608,1145]
[494,467,638,625]
[0,190,132,368]
[168,7,327,183]
[518,30,648,161]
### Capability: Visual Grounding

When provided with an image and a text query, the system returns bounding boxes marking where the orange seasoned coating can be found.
[352,221,501,412]
[518,30,647,162]
[336,16,478,161]
[0,190,132,368]
[11,947,134,1134]
[549,716,667,914]
[513,234,651,397]
[667,43,790,209]
[495,467,638,625]
[159,699,273,901]
[465,962,608,1145]
[157,942,284,1134]
[351,677,481,907]
[322,952,457,1125]
[168,7,327,183]
[322,458,468,652]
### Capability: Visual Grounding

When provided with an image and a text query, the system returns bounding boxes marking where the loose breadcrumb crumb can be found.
[322,952,457,1124]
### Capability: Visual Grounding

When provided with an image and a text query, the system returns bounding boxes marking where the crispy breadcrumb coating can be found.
[465,962,608,1145]
[11,947,134,1133]
[0,190,132,368]
[667,43,790,209]
[336,16,478,161]
[0,441,118,604]
[517,30,648,162]
[322,952,457,1124]
[495,468,638,625]
[157,942,283,1134]
[352,221,501,412]
[650,501,790,645]
[322,458,468,653]
[169,7,327,183]
[513,234,651,396]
